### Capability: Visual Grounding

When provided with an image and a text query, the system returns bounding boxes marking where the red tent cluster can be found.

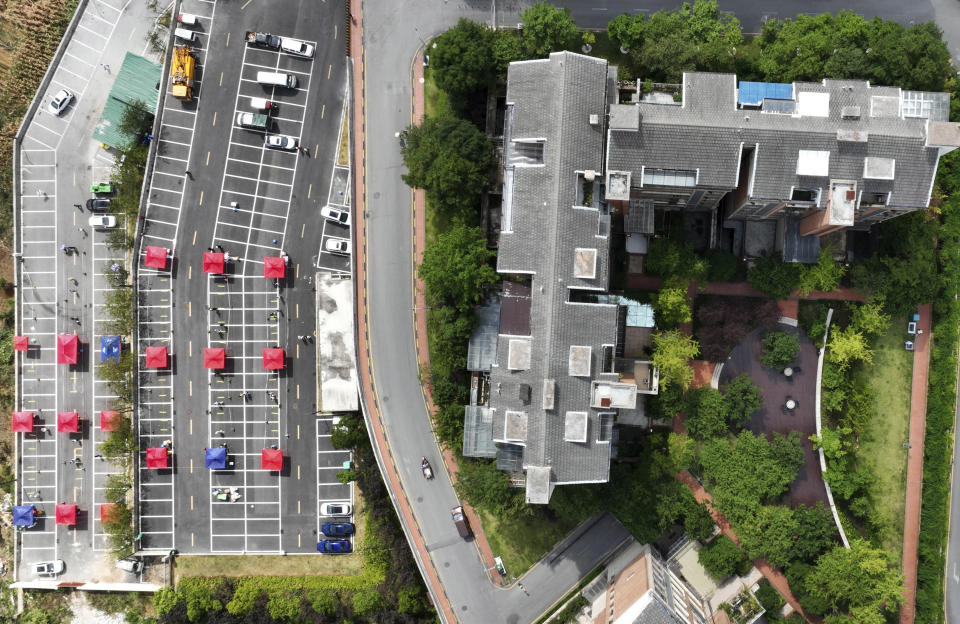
[262,348,284,370]
[203,252,225,274]
[55,504,77,526]
[13,336,29,351]
[261,448,283,470]
[145,447,169,469]
[203,347,226,369]
[57,411,79,433]
[11,411,33,433]
[263,256,285,279]
[57,334,78,364]
[144,346,168,369]
[144,246,169,269]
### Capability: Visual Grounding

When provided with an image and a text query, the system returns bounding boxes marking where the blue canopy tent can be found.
[100,336,121,363]
[12,505,35,527]
[205,447,227,470]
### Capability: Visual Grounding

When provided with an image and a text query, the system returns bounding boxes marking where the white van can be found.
[256,71,297,89]
[174,27,196,41]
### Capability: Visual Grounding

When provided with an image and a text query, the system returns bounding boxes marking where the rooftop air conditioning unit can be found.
[589,113,600,126]
[841,106,861,120]
[584,170,597,181]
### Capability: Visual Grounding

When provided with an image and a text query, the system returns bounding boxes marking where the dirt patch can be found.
[68,592,124,624]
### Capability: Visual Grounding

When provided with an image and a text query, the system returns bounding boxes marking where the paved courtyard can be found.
[718,324,829,508]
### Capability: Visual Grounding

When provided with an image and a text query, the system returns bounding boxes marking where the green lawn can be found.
[421,67,452,246]
[855,316,913,556]
[479,510,580,578]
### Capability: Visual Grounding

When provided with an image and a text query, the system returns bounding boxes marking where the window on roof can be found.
[643,168,697,188]
[790,187,819,203]
[509,140,544,166]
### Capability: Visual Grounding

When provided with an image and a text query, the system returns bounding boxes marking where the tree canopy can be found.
[748,254,802,300]
[798,247,846,296]
[401,115,494,224]
[759,330,800,369]
[520,2,579,56]
[653,279,692,328]
[684,387,729,440]
[651,330,700,390]
[721,373,763,429]
[827,326,873,370]
[430,19,497,109]
[698,535,751,580]
[805,540,905,622]
[418,224,498,311]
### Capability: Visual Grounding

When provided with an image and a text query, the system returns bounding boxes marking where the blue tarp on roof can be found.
[738,81,793,106]
[100,336,121,363]
[13,505,35,527]
[205,447,227,470]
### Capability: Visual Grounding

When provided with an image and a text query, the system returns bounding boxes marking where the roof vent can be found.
[589,113,599,126]
[584,170,596,182]
[841,106,861,120]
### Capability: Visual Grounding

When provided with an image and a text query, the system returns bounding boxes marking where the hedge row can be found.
[914,195,960,623]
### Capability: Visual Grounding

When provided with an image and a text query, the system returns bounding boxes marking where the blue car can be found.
[317,539,352,554]
[321,522,355,537]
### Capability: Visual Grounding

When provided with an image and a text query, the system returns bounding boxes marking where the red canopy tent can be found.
[263,256,286,279]
[13,336,29,351]
[11,411,34,433]
[202,252,225,274]
[262,348,285,370]
[57,334,78,364]
[100,503,118,524]
[57,411,79,433]
[204,347,226,369]
[55,504,77,526]
[144,346,168,369]
[100,410,120,432]
[145,447,168,469]
[261,448,283,470]
[144,245,169,269]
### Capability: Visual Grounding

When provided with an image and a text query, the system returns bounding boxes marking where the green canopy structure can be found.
[92,52,162,149]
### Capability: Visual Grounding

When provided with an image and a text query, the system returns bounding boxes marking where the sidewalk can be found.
[348,3,458,622]
[900,304,932,624]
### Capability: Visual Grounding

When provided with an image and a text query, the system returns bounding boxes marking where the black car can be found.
[86,198,111,211]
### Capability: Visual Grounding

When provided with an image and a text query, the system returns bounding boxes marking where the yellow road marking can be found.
[296,303,299,319]
[190,458,194,473]
[205,151,210,166]
[297,499,301,514]
[190,495,194,510]
[297,465,301,479]
[297,384,300,399]
[296,343,299,359]
[219,71,224,87]
[192,230,197,245]
[189,418,193,435]
[327,64,332,80]
[225,32,230,47]
[297,424,300,440]
[320,104,325,119]
[189,340,192,357]
[189,380,193,397]
[212,111,217,126]
[334,25,337,39]
[240,0,252,8]
[188,300,192,317]
[188,265,192,280]
[191,533,195,547]
[199,191,204,206]
[306,185,311,200]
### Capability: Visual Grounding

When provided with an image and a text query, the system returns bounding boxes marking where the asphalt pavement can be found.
[15,0,161,584]
[135,0,351,555]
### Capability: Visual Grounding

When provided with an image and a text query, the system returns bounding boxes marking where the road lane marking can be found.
[190,495,194,510]
[334,25,337,40]
[219,71,224,87]
[206,151,210,166]
[240,0,252,9]
[199,191,204,206]
[327,64,331,79]
[188,266,192,280]
[295,303,299,319]
[212,111,217,126]
[320,104,325,119]
[189,380,193,397]
[226,32,230,47]
[192,230,197,245]
[306,185,311,199]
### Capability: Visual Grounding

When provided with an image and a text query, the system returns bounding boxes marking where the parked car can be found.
[48,89,74,116]
[34,560,64,576]
[280,37,315,58]
[320,502,352,517]
[317,539,352,554]
[320,206,349,226]
[324,237,351,255]
[85,198,111,211]
[89,215,117,229]
[264,134,298,150]
[115,558,143,573]
[90,182,114,194]
[177,12,198,25]
[451,505,472,538]
[321,522,355,537]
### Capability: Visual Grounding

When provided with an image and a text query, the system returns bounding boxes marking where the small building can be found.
[92,52,162,149]
[317,273,358,413]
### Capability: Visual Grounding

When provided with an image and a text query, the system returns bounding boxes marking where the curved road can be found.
[357,1,960,623]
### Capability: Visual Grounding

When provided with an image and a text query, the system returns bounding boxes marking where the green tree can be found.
[653,279,691,328]
[828,326,872,370]
[455,458,529,520]
[645,238,707,281]
[748,254,802,299]
[792,503,839,565]
[100,413,137,463]
[685,386,729,440]
[492,30,527,74]
[755,582,785,619]
[759,330,800,369]
[418,224,498,311]
[651,330,700,390]
[721,373,763,429]
[698,535,751,580]
[805,540,905,621]
[668,432,696,471]
[431,19,497,110]
[352,589,385,617]
[520,2,579,56]
[737,504,800,568]
[850,298,890,338]
[798,247,846,296]
[401,115,494,223]
[607,14,646,51]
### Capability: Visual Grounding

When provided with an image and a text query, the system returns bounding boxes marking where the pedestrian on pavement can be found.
[40,427,48,434]
[216,245,224,252]
[74,318,81,326]
[73,203,82,210]
[272,238,278,245]
[215,429,225,436]
[208,247,215,253]
[185,170,193,179]
[94,454,104,459]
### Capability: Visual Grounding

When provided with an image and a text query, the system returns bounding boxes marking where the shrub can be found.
[797,246,845,296]
[651,330,700,390]
[748,254,801,299]
[754,581,785,618]
[721,373,763,429]
[698,535,751,580]
[652,279,691,328]
[759,330,799,369]
[705,248,743,282]
[684,387,729,440]
[646,238,707,281]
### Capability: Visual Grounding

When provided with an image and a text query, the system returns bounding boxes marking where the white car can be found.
[320,206,350,226]
[89,215,117,229]
[34,560,64,576]
[320,502,352,517]
[280,37,315,58]
[177,12,198,25]
[324,238,351,255]
[264,134,298,150]
[49,89,74,115]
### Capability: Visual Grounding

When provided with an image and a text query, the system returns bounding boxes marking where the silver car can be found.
[324,238,351,255]
[264,134,298,150]
[34,560,64,576]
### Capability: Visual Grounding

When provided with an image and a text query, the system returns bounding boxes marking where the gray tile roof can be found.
[607,72,949,209]
[490,52,616,497]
